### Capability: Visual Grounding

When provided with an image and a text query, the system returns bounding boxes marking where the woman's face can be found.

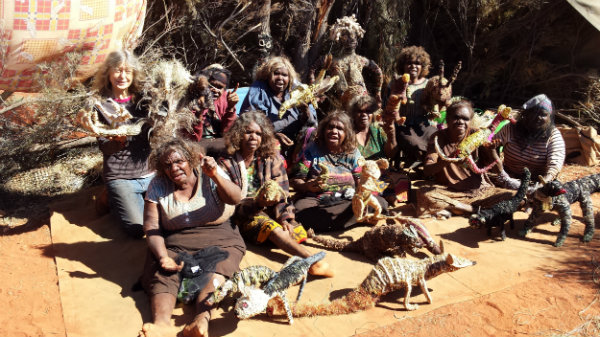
[325,119,346,152]
[353,104,372,129]
[268,67,290,94]
[446,106,472,140]
[109,62,134,93]
[403,59,422,80]
[208,78,226,99]
[163,150,193,186]
[523,108,552,133]
[241,121,262,154]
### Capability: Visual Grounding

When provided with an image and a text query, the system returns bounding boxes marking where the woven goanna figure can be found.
[233,252,326,324]
[520,173,600,247]
[283,252,475,317]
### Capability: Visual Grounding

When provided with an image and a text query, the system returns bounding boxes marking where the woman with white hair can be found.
[92,50,154,238]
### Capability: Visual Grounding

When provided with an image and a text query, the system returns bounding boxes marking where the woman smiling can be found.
[291,111,388,232]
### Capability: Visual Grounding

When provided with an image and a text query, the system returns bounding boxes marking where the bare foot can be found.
[139,322,179,337]
[309,260,334,278]
[183,313,210,337]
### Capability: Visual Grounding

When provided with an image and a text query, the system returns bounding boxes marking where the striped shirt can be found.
[493,124,565,180]
[145,166,233,231]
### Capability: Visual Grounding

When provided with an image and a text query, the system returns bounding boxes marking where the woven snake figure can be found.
[234,252,326,324]
[434,104,516,173]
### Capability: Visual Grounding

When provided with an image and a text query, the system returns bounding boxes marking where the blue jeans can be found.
[106,175,154,238]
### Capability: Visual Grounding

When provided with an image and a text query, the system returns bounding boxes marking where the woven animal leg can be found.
[368,195,383,220]
[580,196,595,243]
[555,197,572,247]
[403,283,418,311]
[296,276,308,303]
[278,293,294,324]
[352,197,366,222]
[419,278,433,304]
[520,203,543,238]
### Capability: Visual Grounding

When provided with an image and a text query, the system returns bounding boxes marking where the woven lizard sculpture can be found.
[76,98,146,137]
[520,173,600,247]
[434,104,516,174]
[284,252,475,316]
[255,179,288,206]
[279,54,338,119]
[234,251,326,324]
[352,157,390,224]
[308,217,442,261]
[207,265,276,306]
[469,168,530,241]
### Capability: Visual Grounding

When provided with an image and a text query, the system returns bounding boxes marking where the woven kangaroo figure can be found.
[520,173,600,247]
[286,252,475,316]
[352,157,389,224]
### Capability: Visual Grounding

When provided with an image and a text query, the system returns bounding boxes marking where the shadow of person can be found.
[440,226,485,248]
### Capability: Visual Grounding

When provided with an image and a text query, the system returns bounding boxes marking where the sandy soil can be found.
[1,164,599,337]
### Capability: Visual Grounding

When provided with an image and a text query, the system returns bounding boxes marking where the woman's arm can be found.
[143,201,182,271]
[543,128,566,182]
[201,154,242,204]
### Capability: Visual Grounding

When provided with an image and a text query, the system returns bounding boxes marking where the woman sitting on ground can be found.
[291,111,388,232]
[219,111,333,277]
[92,50,154,238]
[240,56,317,152]
[491,94,566,191]
[418,100,511,218]
[140,139,245,337]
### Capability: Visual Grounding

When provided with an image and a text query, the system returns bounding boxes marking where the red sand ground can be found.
[1,164,599,337]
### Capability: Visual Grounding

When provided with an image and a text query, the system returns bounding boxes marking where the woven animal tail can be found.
[310,234,355,251]
[292,288,378,317]
[514,168,531,201]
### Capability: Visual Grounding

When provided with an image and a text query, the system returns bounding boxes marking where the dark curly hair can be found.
[316,110,357,154]
[395,46,431,78]
[224,111,278,158]
[150,139,203,177]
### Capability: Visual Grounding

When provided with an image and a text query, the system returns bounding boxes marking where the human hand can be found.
[303,179,323,193]
[160,256,184,272]
[275,132,294,147]
[484,139,502,148]
[226,83,239,108]
[199,152,218,178]
[298,103,310,122]
[108,135,127,143]
[390,75,409,96]
[375,92,382,108]
[281,220,295,233]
